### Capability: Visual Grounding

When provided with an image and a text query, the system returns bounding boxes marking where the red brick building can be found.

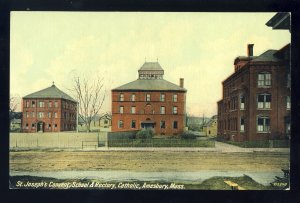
[111,62,187,136]
[22,83,77,132]
[217,44,290,141]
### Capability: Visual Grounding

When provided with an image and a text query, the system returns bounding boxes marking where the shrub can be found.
[181,131,197,139]
[136,129,154,139]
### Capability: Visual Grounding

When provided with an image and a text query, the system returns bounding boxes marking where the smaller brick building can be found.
[22,83,77,132]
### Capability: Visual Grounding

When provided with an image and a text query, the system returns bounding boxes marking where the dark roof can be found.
[112,79,186,92]
[139,62,163,71]
[251,50,280,62]
[266,12,290,30]
[23,84,77,102]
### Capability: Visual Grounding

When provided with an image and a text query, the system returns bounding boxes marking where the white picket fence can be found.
[10,132,107,149]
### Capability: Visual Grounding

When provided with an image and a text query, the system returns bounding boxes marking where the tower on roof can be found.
[138,62,164,79]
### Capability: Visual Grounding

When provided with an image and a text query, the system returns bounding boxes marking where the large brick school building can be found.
[111,62,187,136]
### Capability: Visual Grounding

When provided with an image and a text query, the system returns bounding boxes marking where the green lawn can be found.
[224,140,290,148]
[108,138,215,148]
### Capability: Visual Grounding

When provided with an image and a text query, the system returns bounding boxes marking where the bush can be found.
[136,129,154,139]
[187,124,201,132]
[181,131,197,139]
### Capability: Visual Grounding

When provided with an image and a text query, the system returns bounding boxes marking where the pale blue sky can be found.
[10,12,290,116]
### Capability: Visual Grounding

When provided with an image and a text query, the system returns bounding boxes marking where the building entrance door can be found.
[141,119,155,130]
[37,122,44,132]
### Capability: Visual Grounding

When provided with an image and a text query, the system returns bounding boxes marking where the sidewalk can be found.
[10,141,290,153]
[91,141,290,153]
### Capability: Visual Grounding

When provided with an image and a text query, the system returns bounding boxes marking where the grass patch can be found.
[108,139,215,148]
[223,140,290,148]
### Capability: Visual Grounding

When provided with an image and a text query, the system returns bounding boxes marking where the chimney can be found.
[247,44,254,57]
[180,78,184,88]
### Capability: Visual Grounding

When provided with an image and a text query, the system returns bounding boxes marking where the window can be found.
[118,120,124,128]
[48,124,51,130]
[104,120,108,124]
[120,94,124,101]
[31,101,35,107]
[257,94,271,109]
[54,101,58,108]
[64,112,67,119]
[131,106,136,114]
[160,94,165,102]
[38,112,44,118]
[54,124,57,128]
[48,101,52,108]
[26,101,30,108]
[26,111,29,118]
[47,112,51,118]
[173,106,178,114]
[25,123,29,129]
[257,116,270,132]
[54,112,58,118]
[240,118,245,132]
[173,94,178,102]
[240,95,245,110]
[173,121,178,129]
[131,120,136,128]
[287,96,291,109]
[146,94,151,101]
[31,123,35,129]
[131,94,135,101]
[258,73,271,87]
[38,101,45,108]
[160,121,166,129]
[160,106,165,114]
[30,112,35,118]
[287,73,291,88]
[119,106,124,114]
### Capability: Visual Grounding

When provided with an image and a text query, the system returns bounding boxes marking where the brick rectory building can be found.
[22,83,77,132]
[111,62,187,136]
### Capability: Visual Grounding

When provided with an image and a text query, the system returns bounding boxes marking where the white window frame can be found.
[119,106,124,114]
[287,96,291,110]
[131,106,136,114]
[173,94,178,102]
[173,106,178,114]
[257,116,270,132]
[240,118,245,132]
[160,106,165,114]
[131,94,135,101]
[120,94,124,101]
[146,94,151,102]
[240,95,245,110]
[160,94,165,102]
[258,72,272,87]
[257,94,271,109]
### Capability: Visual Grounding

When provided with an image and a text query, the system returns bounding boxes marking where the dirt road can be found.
[10,151,289,172]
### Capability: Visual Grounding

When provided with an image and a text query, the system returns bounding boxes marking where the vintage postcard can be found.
[9,12,291,190]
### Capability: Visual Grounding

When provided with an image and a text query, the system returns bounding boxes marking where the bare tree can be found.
[72,76,106,132]
[9,94,20,129]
